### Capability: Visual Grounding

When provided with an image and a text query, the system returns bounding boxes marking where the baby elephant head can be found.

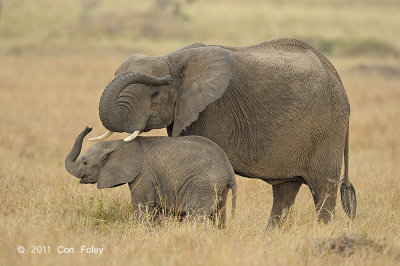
[65,127,144,189]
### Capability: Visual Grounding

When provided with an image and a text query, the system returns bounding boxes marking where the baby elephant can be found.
[65,127,236,227]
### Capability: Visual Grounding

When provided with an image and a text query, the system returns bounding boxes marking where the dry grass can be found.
[1,53,399,266]
[1,0,400,265]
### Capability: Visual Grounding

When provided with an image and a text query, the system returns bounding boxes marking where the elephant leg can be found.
[305,134,344,223]
[308,175,339,223]
[267,181,302,229]
[132,203,157,223]
[183,193,216,224]
[211,188,228,229]
[184,208,212,225]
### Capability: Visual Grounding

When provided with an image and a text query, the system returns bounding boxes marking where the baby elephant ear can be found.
[97,141,143,189]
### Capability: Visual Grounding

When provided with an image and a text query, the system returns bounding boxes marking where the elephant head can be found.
[65,127,144,189]
[90,44,235,141]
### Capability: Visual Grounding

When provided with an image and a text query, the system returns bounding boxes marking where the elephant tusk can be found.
[123,130,140,142]
[88,130,114,141]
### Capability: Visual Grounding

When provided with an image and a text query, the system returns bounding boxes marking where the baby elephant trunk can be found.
[65,127,92,177]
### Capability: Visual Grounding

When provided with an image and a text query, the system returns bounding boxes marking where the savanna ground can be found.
[1,0,400,265]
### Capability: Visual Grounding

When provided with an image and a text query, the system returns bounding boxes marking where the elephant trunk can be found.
[65,127,92,177]
[99,72,171,132]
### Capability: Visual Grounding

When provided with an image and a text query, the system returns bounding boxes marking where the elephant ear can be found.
[97,141,143,189]
[170,46,235,136]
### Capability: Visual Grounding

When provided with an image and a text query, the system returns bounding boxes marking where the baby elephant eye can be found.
[83,161,88,165]
[151,91,159,99]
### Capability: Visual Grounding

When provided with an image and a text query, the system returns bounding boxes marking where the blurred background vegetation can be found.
[1,0,399,57]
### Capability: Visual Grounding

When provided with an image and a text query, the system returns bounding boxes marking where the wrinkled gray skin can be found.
[65,127,237,228]
[97,38,356,228]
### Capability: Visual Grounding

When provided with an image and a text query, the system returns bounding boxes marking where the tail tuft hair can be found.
[341,121,357,219]
[340,181,357,219]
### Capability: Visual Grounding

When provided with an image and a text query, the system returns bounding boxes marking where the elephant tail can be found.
[229,178,237,219]
[340,127,357,219]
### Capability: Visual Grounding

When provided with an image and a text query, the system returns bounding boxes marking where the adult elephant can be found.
[90,38,356,228]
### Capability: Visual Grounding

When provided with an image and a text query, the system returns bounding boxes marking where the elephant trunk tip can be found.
[65,126,93,177]
[84,126,93,134]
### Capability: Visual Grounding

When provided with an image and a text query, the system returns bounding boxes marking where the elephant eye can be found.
[151,91,159,99]
[83,160,88,165]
